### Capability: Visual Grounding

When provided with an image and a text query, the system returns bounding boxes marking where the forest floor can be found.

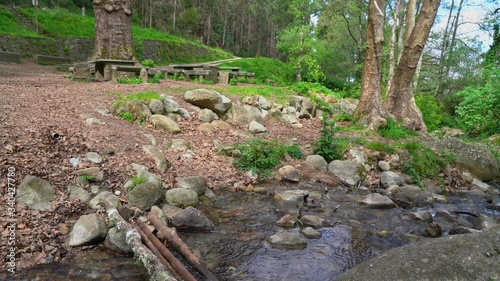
[0,61,322,270]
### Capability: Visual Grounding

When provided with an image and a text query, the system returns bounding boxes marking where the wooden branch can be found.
[136,220,197,281]
[106,208,178,281]
[149,214,219,281]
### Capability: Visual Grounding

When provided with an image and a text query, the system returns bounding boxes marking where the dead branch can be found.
[149,213,219,281]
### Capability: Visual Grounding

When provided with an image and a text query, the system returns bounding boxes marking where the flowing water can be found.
[2,181,498,281]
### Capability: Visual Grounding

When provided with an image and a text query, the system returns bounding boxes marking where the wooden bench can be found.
[218,66,241,72]
[165,64,218,82]
[110,65,148,83]
[90,59,139,81]
[219,71,255,84]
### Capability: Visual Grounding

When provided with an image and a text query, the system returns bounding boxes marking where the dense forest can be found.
[5,0,500,137]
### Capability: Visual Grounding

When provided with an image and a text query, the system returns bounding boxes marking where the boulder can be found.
[198,108,217,123]
[85,152,103,164]
[163,97,180,113]
[198,123,215,133]
[69,185,91,203]
[162,204,184,221]
[300,215,323,228]
[276,214,297,228]
[230,104,251,125]
[115,100,151,120]
[424,223,442,238]
[16,176,55,211]
[73,167,104,181]
[130,164,163,189]
[248,120,267,133]
[165,188,199,207]
[276,165,301,182]
[391,185,432,208]
[170,206,215,231]
[184,89,231,115]
[142,145,169,173]
[175,176,207,195]
[126,182,164,211]
[305,155,328,172]
[150,115,181,134]
[269,232,307,250]
[359,193,396,209]
[300,227,321,239]
[328,160,366,186]
[148,99,164,115]
[67,214,107,247]
[338,225,500,281]
[104,226,132,253]
[169,139,190,151]
[380,171,404,188]
[349,148,366,164]
[275,190,309,205]
[431,138,500,181]
[88,191,121,209]
[378,161,391,171]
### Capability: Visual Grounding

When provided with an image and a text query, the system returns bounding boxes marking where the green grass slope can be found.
[0,6,44,38]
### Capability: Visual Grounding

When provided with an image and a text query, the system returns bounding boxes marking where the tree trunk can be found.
[172,0,177,31]
[386,0,403,96]
[354,0,386,126]
[385,0,440,131]
[90,0,136,61]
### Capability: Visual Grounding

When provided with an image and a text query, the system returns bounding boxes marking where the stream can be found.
[3,180,499,281]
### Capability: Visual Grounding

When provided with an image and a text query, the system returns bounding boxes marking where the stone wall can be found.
[0,35,230,63]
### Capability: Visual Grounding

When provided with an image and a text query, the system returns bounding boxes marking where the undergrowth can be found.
[378,118,418,140]
[112,91,161,109]
[313,118,349,162]
[117,77,143,84]
[233,138,303,177]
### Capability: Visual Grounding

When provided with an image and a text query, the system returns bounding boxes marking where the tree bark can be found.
[354,0,386,126]
[90,0,136,61]
[386,0,403,96]
[385,0,440,131]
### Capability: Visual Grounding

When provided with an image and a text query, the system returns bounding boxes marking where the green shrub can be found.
[313,118,349,162]
[147,72,164,83]
[220,57,295,85]
[117,77,143,84]
[399,142,455,182]
[229,77,238,86]
[415,94,447,131]
[128,174,146,190]
[233,138,300,177]
[378,118,418,140]
[366,142,395,154]
[201,79,215,85]
[119,111,135,122]
[112,91,161,109]
[141,59,155,68]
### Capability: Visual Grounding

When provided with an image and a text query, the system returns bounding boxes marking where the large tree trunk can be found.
[354,0,386,126]
[90,0,136,61]
[385,0,440,131]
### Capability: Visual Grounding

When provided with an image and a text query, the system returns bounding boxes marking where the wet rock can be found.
[161,204,184,222]
[170,206,215,232]
[431,138,500,181]
[269,232,307,250]
[275,190,309,205]
[305,191,322,208]
[376,230,391,238]
[142,145,169,173]
[359,193,396,209]
[305,155,328,172]
[68,214,107,247]
[115,100,151,120]
[378,161,390,171]
[175,176,207,195]
[89,191,121,209]
[432,194,448,203]
[328,160,366,186]
[345,220,367,239]
[198,123,215,133]
[380,171,404,188]
[449,225,482,235]
[198,108,217,123]
[420,178,442,194]
[248,120,267,133]
[17,175,55,211]
[73,167,104,181]
[402,211,433,223]
[69,185,91,203]
[85,152,103,164]
[301,227,321,239]
[392,185,432,208]
[184,89,231,115]
[276,165,301,182]
[126,182,163,211]
[165,188,199,207]
[211,120,231,131]
[104,226,132,253]
[150,115,181,134]
[254,187,268,195]
[148,99,164,115]
[424,223,442,238]
[300,215,322,229]
[276,214,297,228]
[471,178,492,193]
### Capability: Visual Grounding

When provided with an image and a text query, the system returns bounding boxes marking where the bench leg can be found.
[111,66,118,83]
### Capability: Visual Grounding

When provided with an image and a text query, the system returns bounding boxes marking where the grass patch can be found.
[220,57,295,85]
[233,138,303,177]
[313,118,350,162]
[128,174,146,190]
[220,86,295,105]
[399,142,456,182]
[117,77,143,84]
[112,91,161,109]
[378,118,418,140]
[19,8,95,38]
[147,72,165,84]
[0,6,44,38]
[366,142,396,154]
[119,112,135,122]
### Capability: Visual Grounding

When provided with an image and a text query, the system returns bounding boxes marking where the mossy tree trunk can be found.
[90,0,136,61]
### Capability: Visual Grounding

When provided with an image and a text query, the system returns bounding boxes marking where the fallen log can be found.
[149,213,219,281]
[137,220,197,281]
[106,208,178,281]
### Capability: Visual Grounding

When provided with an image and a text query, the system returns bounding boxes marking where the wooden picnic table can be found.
[89,59,139,81]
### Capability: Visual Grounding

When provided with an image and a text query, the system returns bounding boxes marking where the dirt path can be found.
[0,61,321,270]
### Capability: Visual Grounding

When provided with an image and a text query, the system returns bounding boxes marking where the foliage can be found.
[201,79,215,85]
[378,118,418,140]
[112,91,161,109]
[19,8,95,38]
[415,93,447,131]
[229,77,238,86]
[141,59,155,68]
[220,86,295,105]
[220,57,295,85]
[289,82,341,113]
[399,142,456,183]
[119,112,135,122]
[147,72,164,84]
[0,6,44,38]
[117,77,143,84]
[313,118,349,162]
[233,138,302,177]
[366,142,395,154]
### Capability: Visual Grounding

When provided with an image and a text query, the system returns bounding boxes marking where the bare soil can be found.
[0,61,322,270]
